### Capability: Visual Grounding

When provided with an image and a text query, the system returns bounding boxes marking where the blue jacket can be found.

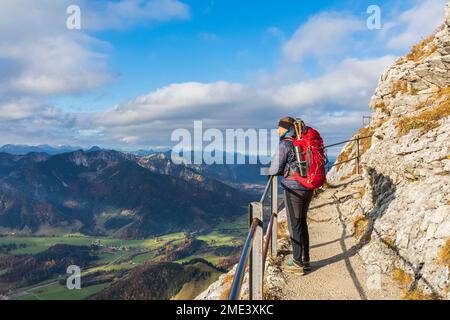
[267,129,309,191]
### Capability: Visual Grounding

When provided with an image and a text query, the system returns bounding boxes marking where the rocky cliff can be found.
[327,0,450,299]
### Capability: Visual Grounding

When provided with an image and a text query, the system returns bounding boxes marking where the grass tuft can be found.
[277,220,289,241]
[219,272,235,300]
[355,187,366,199]
[404,34,438,62]
[397,94,450,136]
[353,216,369,239]
[403,289,440,300]
[373,102,391,116]
[391,80,409,96]
[438,238,450,268]
[391,266,440,300]
[392,266,413,287]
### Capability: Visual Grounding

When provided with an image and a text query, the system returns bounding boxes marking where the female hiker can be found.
[268,116,316,275]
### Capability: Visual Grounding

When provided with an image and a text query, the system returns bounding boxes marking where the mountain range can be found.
[0,150,251,239]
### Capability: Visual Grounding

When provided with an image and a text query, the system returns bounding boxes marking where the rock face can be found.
[328,0,450,299]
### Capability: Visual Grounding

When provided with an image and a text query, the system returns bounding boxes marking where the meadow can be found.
[1,214,247,300]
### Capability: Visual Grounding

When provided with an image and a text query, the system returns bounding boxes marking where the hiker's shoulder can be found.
[280,138,294,146]
[279,138,293,153]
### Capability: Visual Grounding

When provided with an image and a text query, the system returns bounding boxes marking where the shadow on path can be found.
[307,169,397,300]
[310,235,353,249]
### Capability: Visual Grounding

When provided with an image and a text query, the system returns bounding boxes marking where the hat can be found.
[278,116,295,130]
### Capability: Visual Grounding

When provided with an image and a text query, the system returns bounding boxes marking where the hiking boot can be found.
[285,259,305,275]
[302,261,312,273]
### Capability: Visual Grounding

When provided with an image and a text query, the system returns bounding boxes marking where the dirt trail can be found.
[276,179,402,300]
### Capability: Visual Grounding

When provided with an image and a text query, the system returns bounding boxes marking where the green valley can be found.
[0,214,246,300]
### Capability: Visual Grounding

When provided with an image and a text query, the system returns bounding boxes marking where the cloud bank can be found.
[0,0,447,151]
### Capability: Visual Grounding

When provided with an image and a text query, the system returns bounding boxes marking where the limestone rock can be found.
[327,0,450,299]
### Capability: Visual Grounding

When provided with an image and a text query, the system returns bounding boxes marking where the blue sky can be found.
[54,0,403,111]
[0,0,448,152]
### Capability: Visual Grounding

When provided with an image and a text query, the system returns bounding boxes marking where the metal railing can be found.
[228,134,373,300]
[325,135,373,174]
[229,175,278,300]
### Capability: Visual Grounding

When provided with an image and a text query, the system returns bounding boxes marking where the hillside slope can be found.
[0,150,249,238]
[91,259,221,300]
[327,1,450,299]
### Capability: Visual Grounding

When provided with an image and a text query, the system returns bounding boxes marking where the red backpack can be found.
[285,127,327,190]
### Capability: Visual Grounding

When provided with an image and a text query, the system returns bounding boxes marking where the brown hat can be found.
[278,116,295,130]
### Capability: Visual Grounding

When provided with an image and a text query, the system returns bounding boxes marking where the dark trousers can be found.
[284,187,314,263]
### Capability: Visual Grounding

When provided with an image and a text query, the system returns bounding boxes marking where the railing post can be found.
[249,202,263,300]
[270,176,278,258]
[355,135,360,175]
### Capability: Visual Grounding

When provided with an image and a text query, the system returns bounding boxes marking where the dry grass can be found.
[354,187,366,199]
[335,125,375,177]
[322,180,331,190]
[382,237,396,250]
[336,126,375,175]
[335,144,353,172]
[404,34,438,62]
[391,266,440,300]
[391,80,409,96]
[438,238,450,268]
[397,31,440,65]
[263,284,279,300]
[277,220,289,241]
[397,95,450,136]
[393,266,413,287]
[403,289,440,300]
[219,273,236,300]
[358,127,375,154]
[353,216,369,239]
[373,102,391,116]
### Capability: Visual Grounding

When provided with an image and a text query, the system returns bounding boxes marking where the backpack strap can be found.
[281,137,298,180]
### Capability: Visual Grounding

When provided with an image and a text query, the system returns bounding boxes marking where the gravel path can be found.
[276,180,402,300]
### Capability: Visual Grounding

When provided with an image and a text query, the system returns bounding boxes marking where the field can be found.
[18,283,110,300]
[0,232,186,255]
[0,214,247,300]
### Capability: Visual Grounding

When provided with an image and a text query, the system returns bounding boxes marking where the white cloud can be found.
[0,0,191,147]
[0,0,113,98]
[89,54,395,147]
[0,0,191,98]
[384,0,447,50]
[0,98,39,121]
[83,0,190,30]
[282,12,364,63]
[97,82,247,127]
[273,56,396,109]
